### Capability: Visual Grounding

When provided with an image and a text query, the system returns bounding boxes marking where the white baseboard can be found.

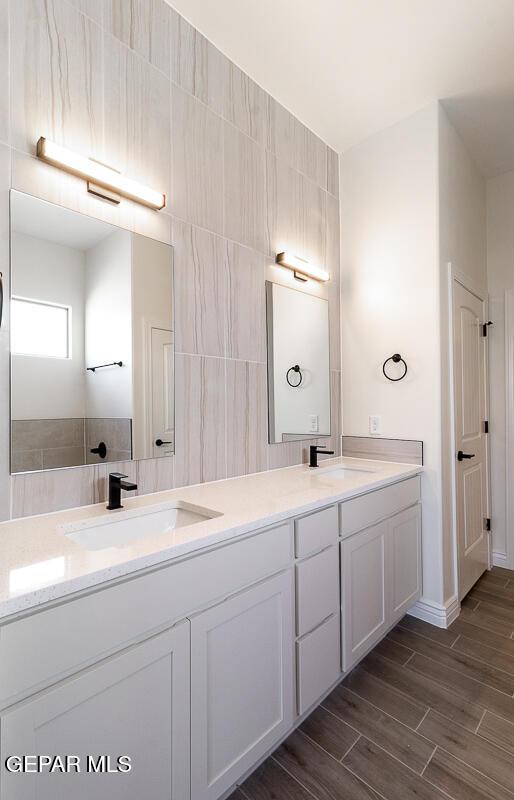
[492,551,508,568]
[407,595,460,629]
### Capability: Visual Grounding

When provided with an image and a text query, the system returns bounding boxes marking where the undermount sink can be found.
[60,501,222,551]
[317,465,377,479]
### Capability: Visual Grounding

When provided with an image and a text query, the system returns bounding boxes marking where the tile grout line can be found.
[457,610,514,639]
[415,706,431,731]
[474,707,487,733]
[297,727,356,766]
[395,629,514,689]
[339,760,390,800]
[339,733,362,762]
[321,686,435,749]
[343,740,449,800]
[269,754,322,800]
[450,633,514,678]
[431,739,514,794]
[450,633,461,649]
[404,646,514,702]
[419,743,437,777]
[404,650,416,666]
[355,661,430,720]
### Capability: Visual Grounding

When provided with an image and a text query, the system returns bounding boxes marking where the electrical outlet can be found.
[369,415,382,435]
[309,414,319,433]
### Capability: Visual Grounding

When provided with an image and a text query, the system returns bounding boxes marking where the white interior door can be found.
[453,280,489,599]
[150,327,174,457]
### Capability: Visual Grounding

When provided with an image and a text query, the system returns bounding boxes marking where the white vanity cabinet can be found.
[190,571,294,800]
[294,506,341,715]
[341,519,389,669]
[0,622,191,800]
[0,470,423,800]
[340,477,421,671]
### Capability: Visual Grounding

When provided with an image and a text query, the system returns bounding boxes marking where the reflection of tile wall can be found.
[11,418,133,472]
[86,418,132,464]
[11,419,85,472]
[1,1,341,519]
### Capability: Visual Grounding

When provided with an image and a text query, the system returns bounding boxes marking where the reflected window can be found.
[11,297,70,359]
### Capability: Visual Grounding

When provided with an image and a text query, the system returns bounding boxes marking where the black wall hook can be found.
[382,353,407,382]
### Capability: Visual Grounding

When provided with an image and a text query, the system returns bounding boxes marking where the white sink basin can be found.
[60,501,222,551]
[317,465,376,479]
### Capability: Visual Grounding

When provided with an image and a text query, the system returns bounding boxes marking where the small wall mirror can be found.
[266,281,330,444]
[9,191,174,474]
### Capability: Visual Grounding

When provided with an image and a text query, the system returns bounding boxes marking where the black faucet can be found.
[107,472,138,510]
[309,445,335,468]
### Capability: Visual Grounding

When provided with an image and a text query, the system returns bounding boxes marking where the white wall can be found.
[438,106,487,600]
[85,230,133,419]
[340,104,446,607]
[486,169,514,565]
[340,103,489,611]
[11,232,86,419]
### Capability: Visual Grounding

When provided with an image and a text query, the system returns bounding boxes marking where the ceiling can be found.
[170,0,514,176]
[11,192,117,251]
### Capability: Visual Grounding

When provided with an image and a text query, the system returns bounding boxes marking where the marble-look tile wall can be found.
[0,0,341,520]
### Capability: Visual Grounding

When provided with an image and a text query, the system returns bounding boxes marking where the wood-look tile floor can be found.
[229,566,514,800]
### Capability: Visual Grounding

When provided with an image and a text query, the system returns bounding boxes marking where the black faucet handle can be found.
[109,472,128,482]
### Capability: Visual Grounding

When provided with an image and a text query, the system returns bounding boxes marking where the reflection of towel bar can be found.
[286,364,303,387]
[87,361,123,373]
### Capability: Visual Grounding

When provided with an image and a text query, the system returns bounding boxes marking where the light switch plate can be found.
[369,415,381,435]
[309,414,319,433]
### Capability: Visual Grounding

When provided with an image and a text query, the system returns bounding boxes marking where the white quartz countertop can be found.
[0,457,422,621]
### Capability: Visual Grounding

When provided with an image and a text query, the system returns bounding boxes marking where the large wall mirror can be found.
[266,281,330,443]
[9,191,174,474]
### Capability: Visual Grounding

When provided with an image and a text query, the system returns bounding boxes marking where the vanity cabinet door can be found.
[190,571,294,800]
[341,521,389,672]
[0,622,190,800]
[389,504,422,620]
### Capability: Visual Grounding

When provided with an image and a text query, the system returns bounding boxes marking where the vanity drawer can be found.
[296,613,341,715]
[295,545,339,637]
[339,476,420,538]
[295,505,338,558]
[0,523,292,707]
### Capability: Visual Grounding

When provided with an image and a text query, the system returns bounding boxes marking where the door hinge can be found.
[482,321,493,337]
[485,517,491,532]
[484,420,489,434]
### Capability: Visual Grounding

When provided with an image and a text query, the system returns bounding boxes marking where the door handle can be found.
[155,438,172,447]
[457,450,475,461]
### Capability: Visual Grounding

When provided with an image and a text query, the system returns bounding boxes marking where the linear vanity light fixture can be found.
[275,252,329,282]
[36,138,166,210]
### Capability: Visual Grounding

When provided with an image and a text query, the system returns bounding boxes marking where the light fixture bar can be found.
[36,137,166,210]
[275,252,329,282]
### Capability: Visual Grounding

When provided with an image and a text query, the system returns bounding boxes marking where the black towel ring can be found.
[286,364,303,387]
[382,353,407,382]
